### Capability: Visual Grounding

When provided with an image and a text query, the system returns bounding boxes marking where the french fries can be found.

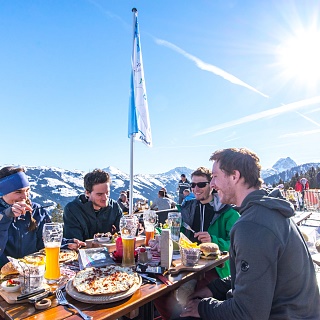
[179,233,200,249]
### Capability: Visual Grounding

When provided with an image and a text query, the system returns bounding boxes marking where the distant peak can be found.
[272,157,297,172]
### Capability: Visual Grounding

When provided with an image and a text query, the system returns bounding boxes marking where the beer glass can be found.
[119,216,138,267]
[167,211,181,241]
[143,210,158,246]
[42,223,63,283]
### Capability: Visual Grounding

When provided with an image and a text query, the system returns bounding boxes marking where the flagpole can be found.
[128,7,152,216]
[129,8,137,217]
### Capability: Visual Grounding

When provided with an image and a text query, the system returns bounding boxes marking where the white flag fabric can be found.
[128,9,152,147]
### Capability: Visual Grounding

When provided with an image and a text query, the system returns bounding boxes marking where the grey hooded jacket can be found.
[199,189,320,319]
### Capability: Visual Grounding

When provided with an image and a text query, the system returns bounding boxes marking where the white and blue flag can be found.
[128,9,152,147]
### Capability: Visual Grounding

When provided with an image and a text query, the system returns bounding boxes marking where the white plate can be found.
[96,237,112,243]
[1,279,20,292]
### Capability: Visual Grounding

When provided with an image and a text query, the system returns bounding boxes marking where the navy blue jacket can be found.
[0,200,51,267]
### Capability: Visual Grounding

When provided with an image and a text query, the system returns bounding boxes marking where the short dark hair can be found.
[210,148,263,189]
[191,167,212,182]
[84,169,111,193]
[0,166,25,179]
[181,174,186,178]
[158,190,165,197]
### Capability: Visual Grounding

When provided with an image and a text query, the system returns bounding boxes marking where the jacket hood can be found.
[239,189,295,218]
[209,193,226,212]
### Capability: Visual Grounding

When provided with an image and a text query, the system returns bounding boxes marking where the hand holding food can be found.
[11,201,32,218]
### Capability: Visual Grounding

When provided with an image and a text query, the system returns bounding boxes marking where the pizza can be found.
[20,254,45,266]
[59,250,78,263]
[73,266,140,295]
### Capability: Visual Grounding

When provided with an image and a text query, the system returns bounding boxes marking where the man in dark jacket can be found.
[179,148,320,320]
[177,174,191,204]
[63,169,123,241]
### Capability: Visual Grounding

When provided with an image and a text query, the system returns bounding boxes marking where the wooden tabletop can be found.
[0,254,229,320]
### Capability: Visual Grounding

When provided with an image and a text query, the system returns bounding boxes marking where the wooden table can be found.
[0,254,229,320]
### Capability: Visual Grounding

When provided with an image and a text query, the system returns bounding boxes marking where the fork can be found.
[56,289,92,320]
[182,222,195,234]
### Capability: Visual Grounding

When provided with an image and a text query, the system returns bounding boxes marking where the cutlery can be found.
[17,288,46,301]
[155,274,173,286]
[28,290,51,303]
[182,222,195,234]
[139,274,157,283]
[56,289,93,320]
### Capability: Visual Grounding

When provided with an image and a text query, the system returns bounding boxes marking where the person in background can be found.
[160,187,171,199]
[179,148,320,319]
[177,174,191,204]
[0,166,85,268]
[181,188,195,206]
[150,189,176,211]
[117,191,129,213]
[63,169,123,241]
[295,177,309,210]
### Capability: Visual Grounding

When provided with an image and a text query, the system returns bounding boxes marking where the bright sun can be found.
[276,28,320,85]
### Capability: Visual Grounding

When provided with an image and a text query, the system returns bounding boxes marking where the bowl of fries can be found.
[179,233,201,267]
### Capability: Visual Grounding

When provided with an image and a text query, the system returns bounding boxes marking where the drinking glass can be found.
[42,223,63,283]
[119,216,138,267]
[143,210,158,246]
[167,211,181,242]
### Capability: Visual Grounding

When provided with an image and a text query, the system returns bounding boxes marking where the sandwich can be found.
[1,262,19,278]
[199,243,220,259]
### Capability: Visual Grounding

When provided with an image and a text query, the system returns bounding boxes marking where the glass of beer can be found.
[119,216,138,267]
[42,223,63,283]
[143,210,158,246]
[167,211,181,242]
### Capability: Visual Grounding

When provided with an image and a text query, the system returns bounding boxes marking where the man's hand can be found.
[180,298,201,318]
[67,239,86,250]
[186,286,212,303]
[194,231,211,243]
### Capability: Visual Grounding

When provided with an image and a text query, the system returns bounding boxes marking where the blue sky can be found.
[1,0,320,175]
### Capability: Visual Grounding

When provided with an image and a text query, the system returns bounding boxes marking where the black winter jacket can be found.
[63,195,123,241]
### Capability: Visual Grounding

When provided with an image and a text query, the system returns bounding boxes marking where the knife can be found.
[139,274,157,283]
[28,290,51,303]
[155,274,173,286]
[17,288,46,301]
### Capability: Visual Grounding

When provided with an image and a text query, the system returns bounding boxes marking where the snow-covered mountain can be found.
[1,158,319,209]
[261,157,297,179]
[3,165,193,209]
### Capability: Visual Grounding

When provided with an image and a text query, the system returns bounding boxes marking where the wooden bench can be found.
[292,211,313,225]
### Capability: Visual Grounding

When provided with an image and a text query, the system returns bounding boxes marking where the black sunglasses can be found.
[190,182,210,188]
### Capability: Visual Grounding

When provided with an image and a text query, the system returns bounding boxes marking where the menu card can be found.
[78,247,115,270]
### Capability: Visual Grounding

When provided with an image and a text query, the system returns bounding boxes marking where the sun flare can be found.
[276,28,320,84]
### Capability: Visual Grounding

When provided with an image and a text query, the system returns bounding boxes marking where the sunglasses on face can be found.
[190,182,210,188]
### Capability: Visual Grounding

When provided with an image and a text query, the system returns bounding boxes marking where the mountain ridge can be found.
[1,158,319,209]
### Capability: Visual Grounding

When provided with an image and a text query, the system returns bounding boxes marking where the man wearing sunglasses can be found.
[155,167,240,320]
[181,166,240,279]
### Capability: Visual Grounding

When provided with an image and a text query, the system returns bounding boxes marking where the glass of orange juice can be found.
[120,216,138,267]
[143,210,158,246]
[42,223,63,283]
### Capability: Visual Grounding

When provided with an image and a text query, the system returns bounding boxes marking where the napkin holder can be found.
[160,229,173,269]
